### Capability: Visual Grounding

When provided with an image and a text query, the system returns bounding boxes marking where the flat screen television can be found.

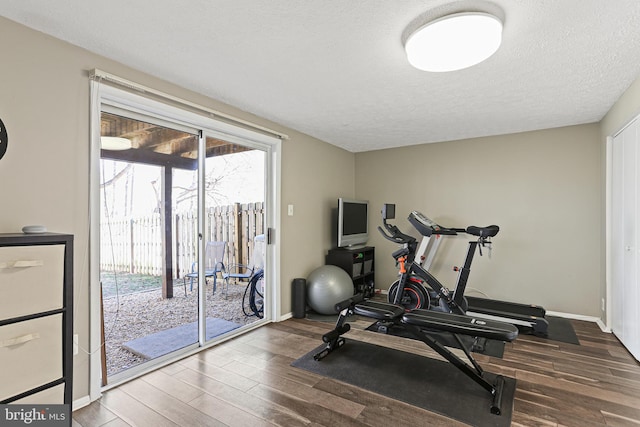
[336,198,369,248]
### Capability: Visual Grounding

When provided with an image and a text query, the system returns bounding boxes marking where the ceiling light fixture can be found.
[100,136,132,151]
[404,12,503,72]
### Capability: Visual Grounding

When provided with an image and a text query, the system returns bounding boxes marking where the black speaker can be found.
[292,278,307,318]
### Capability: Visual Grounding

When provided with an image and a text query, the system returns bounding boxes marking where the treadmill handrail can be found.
[408,211,460,237]
[377,221,416,245]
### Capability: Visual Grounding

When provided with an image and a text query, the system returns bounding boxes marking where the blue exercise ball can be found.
[306,265,354,315]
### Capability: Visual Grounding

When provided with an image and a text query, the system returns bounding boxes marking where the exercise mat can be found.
[540,316,580,345]
[365,321,506,358]
[293,339,515,426]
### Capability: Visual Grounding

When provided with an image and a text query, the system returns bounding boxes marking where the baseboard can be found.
[72,395,91,411]
[546,310,611,333]
[596,318,611,333]
[279,312,293,321]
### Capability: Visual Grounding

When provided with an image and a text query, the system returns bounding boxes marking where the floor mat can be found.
[545,316,579,344]
[365,321,505,358]
[518,316,580,344]
[292,339,515,426]
[123,318,241,359]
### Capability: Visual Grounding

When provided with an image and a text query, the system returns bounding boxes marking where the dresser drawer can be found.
[11,384,64,404]
[0,315,63,401]
[0,245,64,320]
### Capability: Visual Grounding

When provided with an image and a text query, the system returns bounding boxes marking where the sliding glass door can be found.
[91,81,277,388]
[199,135,267,345]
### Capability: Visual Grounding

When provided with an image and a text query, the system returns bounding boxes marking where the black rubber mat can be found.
[292,339,515,426]
[543,316,580,344]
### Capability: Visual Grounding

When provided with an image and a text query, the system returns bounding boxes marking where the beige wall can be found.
[0,17,355,402]
[356,124,602,317]
[280,130,356,310]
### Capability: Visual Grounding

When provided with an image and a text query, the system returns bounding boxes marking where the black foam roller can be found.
[292,278,307,318]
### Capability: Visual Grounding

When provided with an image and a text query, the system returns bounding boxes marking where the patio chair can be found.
[183,241,227,296]
[222,234,265,298]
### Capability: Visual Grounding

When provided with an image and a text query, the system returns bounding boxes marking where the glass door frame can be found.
[89,80,281,400]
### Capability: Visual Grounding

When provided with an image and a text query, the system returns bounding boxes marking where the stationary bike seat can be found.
[466,225,499,238]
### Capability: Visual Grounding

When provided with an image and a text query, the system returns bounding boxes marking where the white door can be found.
[611,116,640,361]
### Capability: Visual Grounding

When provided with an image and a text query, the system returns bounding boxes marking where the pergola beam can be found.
[101,149,197,170]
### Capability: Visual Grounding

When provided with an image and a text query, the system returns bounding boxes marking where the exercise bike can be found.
[378,204,497,315]
[380,204,549,335]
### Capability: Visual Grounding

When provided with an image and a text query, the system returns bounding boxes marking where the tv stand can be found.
[326,246,375,297]
[344,244,367,250]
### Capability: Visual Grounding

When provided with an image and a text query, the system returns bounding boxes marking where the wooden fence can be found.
[100,202,265,278]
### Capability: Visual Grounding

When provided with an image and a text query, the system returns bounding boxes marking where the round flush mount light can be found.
[101,136,132,151]
[404,12,503,72]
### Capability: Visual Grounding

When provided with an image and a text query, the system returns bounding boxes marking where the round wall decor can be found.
[0,117,7,160]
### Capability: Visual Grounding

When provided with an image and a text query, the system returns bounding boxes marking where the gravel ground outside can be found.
[102,277,261,377]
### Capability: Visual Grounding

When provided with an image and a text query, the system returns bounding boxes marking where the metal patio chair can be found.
[222,234,265,298]
[183,241,227,296]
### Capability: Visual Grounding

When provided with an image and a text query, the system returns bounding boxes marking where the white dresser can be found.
[0,233,73,404]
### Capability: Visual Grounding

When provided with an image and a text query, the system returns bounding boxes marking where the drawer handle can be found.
[0,260,44,269]
[0,333,41,348]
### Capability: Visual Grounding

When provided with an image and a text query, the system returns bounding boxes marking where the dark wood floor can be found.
[73,316,640,426]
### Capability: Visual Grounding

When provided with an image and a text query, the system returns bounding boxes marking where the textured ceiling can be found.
[2,0,640,152]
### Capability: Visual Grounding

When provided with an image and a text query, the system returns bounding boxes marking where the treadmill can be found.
[407,210,549,336]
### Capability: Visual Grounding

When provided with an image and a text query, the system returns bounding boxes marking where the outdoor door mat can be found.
[123,318,241,359]
[365,321,506,358]
[292,339,515,426]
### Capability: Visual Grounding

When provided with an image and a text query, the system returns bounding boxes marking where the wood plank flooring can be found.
[73,316,640,427]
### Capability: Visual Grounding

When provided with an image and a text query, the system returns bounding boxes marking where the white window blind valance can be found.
[89,68,288,144]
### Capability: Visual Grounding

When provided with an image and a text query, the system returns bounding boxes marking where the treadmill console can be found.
[408,211,457,237]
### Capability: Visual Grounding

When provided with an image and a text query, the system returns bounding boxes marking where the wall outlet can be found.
[601,298,606,312]
[73,334,79,355]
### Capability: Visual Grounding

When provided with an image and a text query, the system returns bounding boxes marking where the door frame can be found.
[606,113,640,332]
[89,77,282,401]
